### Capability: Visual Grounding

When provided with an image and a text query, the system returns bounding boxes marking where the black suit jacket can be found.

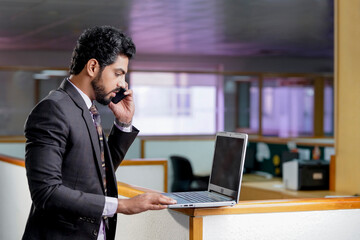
[23,79,139,240]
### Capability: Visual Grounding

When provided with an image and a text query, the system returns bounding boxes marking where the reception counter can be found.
[1,154,360,240]
[117,177,360,240]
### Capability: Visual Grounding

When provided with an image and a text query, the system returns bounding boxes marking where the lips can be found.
[111,89,120,94]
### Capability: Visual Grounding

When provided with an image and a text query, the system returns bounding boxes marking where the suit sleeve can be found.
[24,99,105,219]
[107,124,139,171]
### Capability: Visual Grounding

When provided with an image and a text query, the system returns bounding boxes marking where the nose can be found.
[117,79,128,90]
[117,77,126,89]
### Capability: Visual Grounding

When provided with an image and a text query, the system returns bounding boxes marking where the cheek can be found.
[101,76,117,92]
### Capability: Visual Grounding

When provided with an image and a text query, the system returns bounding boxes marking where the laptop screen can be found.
[210,135,246,193]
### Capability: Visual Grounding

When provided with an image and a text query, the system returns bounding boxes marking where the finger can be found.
[150,204,169,211]
[124,89,133,96]
[158,196,177,205]
[108,101,118,113]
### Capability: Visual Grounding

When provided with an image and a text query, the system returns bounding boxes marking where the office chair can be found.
[244,147,256,173]
[170,155,209,192]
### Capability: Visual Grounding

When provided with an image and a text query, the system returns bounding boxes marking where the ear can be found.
[86,59,100,78]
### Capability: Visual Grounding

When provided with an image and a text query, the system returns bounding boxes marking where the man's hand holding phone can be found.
[108,87,135,126]
[111,87,127,104]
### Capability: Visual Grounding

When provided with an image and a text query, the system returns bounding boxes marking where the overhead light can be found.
[33,70,68,80]
[41,70,68,77]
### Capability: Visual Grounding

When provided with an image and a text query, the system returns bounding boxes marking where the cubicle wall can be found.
[116,159,167,192]
[116,200,190,240]
[141,138,215,192]
[0,139,140,161]
[201,209,360,240]
[2,154,360,240]
[0,143,26,159]
[0,154,167,239]
[0,136,335,193]
[0,161,31,240]
[115,206,360,240]
[0,141,166,192]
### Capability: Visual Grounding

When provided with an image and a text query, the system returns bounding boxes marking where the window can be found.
[262,77,314,137]
[324,78,334,136]
[232,76,259,134]
[232,75,333,138]
[130,72,222,135]
[0,67,334,138]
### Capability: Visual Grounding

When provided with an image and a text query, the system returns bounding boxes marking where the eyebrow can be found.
[115,68,126,74]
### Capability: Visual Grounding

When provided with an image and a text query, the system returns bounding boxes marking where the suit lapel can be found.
[103,138,118,197]
[59,79,106,194]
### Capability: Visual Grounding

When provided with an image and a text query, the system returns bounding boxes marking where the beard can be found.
[91,71,120,105]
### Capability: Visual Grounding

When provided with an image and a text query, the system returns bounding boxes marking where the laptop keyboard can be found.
[171,191,229,203]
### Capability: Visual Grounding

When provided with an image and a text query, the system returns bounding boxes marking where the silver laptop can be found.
[163,132,248,208]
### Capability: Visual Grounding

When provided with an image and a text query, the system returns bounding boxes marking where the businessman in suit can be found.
[23,26,176,240]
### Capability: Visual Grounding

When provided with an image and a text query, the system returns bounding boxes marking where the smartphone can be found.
[111,88,127,104]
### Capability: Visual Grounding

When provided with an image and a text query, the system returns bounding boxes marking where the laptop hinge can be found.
[209,190,233,200]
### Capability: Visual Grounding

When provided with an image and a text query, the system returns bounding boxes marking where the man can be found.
[23,26,176,240]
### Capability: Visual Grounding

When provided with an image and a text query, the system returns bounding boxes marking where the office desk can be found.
[241,174,350,200]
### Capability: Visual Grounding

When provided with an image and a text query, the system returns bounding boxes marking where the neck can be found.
[69,74,95,100]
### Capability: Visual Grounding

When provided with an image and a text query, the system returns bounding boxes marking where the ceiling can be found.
[0,0,334,58]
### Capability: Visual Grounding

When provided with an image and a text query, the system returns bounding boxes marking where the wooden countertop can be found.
[116,173,360,218]
[2,155,359,219]
[117,180,360,217]
[173,197,360,217]
[120,158,167,166]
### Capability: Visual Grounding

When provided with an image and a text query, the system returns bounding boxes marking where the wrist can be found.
[117,198,126,214]
[115,118,132,128]
[117,199,132,215]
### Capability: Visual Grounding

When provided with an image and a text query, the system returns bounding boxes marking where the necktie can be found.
[89,104,107,195]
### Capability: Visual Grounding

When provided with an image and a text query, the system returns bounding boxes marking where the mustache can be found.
[108,87,123,95]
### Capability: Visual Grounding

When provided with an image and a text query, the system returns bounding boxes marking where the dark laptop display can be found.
[164,132,248,208]
[210,136,245,198]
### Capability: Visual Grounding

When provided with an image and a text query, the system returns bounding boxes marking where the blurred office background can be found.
[0,0,335,182]
[5,2,360,240]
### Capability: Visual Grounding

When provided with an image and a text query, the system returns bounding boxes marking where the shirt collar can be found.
[67,78,93,109]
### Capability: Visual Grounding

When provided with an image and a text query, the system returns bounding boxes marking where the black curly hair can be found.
[69,26,136,75]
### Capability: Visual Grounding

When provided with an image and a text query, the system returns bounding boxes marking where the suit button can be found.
[92,230,98,236]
